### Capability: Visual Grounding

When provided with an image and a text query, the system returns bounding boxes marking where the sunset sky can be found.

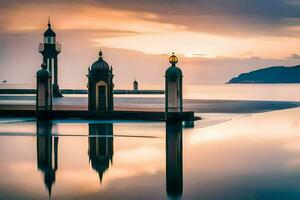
[1,0,300,86]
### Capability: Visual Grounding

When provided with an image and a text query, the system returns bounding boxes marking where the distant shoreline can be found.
[228,65,300,84]
[225,82,300,85]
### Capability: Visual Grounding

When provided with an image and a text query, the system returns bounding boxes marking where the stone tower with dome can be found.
[87,50,114,111]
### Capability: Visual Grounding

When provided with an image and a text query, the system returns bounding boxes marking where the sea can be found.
[0,83,300,200]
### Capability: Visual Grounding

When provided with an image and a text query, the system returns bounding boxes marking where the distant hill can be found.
[228,65,300,84]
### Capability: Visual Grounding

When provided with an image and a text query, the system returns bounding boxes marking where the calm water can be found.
[1,83,300,199]
[2,83,300,101]
[1,107,300,199]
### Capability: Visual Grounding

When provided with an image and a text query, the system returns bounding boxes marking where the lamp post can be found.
[36,63,52,119]
[165,53,183,121]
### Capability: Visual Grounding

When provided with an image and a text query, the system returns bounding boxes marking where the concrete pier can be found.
[0,109,198,122]
[0,89,164,95]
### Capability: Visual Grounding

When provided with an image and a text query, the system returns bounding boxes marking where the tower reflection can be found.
[88,123,114,183]
[166,122,183,200]
[36,120,58,197]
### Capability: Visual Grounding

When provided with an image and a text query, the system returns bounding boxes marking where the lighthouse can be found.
[39,18,63,97]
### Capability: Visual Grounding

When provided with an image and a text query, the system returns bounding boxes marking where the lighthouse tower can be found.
[39,18,63,97]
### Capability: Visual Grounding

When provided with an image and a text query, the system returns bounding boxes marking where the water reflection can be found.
[36,120,58,197]
[88,123,114,183]
[34,121,182,198]
[166,122,183,200]
[2,108,300,199]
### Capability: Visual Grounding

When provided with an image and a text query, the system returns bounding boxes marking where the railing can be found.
[38,43,61,53]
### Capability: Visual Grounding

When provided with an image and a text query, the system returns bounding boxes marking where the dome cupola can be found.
[90,50,110,73]
[165,53,182,77]
[44,19,56,37]
[37,63,51,77]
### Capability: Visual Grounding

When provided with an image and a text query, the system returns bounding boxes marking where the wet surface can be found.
[1,95,299,113]
[1,108,300,199]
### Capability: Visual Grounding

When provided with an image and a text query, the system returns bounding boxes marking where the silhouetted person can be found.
[36,120,58,197]
[88,123,114,183]
[166,122,183,200]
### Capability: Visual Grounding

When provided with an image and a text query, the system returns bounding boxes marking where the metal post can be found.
[54,57,58,87]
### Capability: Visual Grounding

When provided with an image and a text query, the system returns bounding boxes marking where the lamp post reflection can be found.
[166,122,183,200]
[36,120,58,197]
[88,123,114,184]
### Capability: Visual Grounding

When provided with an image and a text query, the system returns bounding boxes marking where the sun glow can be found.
[1,3,299,60]
[184,53,217,58]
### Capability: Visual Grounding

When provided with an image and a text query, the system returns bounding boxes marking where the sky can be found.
[1,0,300,87]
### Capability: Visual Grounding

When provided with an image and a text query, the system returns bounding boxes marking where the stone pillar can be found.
[36,63,52,119]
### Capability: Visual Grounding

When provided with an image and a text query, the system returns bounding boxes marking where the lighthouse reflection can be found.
[88,123,114,183]
[166,122,183,200]
[36,120,58,197]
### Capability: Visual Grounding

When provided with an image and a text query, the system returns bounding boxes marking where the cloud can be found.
[1,0,300,84]
[88,0,300,36]
[1,0,300,37]
[1,30,300,85]
[250,56,263,60]
[287,53,300,59]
